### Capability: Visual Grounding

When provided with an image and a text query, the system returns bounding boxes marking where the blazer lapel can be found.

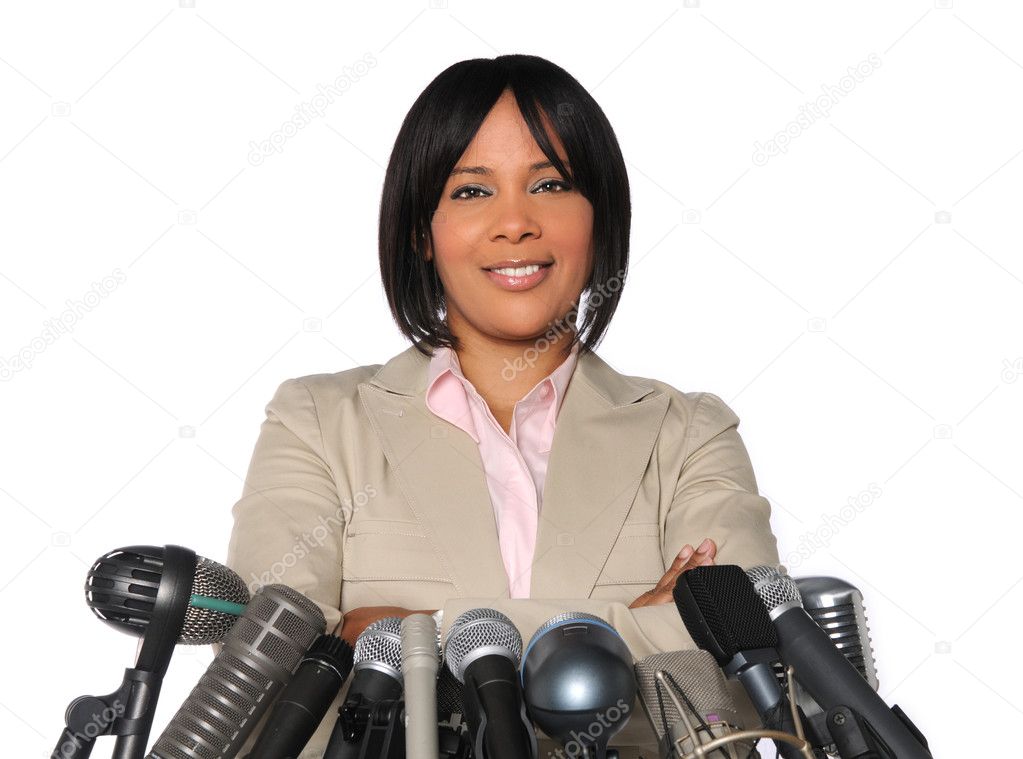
[530,350,669,598]
[358,343,669,602]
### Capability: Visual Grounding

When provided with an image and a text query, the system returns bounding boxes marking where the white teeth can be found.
[490,264,542,277]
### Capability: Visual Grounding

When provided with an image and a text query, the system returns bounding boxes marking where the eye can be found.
[534,179,572,194]
[451,185,490,201]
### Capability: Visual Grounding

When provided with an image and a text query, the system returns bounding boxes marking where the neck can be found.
[448,327,577,410]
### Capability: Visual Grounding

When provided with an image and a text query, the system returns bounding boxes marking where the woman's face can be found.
[425,89,594,346]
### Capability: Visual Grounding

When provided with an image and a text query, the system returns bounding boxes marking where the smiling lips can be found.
[483,262,553,291]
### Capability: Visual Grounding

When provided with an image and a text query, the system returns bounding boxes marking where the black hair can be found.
[378,54,631,358]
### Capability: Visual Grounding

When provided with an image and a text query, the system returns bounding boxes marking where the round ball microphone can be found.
[86,544,250,644]
[521,612,636,759]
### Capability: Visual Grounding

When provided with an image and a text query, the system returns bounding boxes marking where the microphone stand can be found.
[51,545,195,759]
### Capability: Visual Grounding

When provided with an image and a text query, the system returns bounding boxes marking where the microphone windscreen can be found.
[673,565,777,663]
[148,584,325,758]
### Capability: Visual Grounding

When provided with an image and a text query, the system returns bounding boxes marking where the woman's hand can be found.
[627,538,717,609]
[339,605,438,647]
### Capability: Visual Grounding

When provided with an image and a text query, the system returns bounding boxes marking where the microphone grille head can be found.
[795,576,879,690]
[673,565,777,664]
[182,556,251,644]
[354,616,404,677]
[149,583,325,758]
[633,650,741,739]
[443,608,522,683]
[746,565,802,615]
[85,545,250,645]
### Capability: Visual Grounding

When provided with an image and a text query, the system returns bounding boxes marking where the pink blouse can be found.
[424,342,580,598]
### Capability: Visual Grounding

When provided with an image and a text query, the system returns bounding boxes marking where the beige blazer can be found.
[225,342,781,758]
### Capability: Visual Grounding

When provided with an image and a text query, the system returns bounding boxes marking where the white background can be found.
[2,1,1021,756]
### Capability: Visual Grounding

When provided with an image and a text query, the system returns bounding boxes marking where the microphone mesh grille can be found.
[746,565,802,613]
[354,616,404,674]
[183,556,251,644]
[633,650,740,739]
[443,608,521,682]
[525,611,609,650]
[148,584,324,758]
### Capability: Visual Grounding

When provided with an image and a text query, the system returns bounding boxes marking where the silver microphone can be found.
[402,613,440,759]
[634,650,758,759]
[147,584,326,758]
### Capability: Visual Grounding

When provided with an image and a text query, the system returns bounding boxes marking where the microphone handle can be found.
[462,655,538,759]
[323,668,404,759]
[246,654,350,758]
[733,661,808,759]
[401,614,440,759]
[776,607,931,759]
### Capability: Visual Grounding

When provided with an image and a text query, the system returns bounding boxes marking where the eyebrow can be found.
[449,160,567,177]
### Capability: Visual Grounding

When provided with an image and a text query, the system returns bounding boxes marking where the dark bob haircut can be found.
[378,54,631,358]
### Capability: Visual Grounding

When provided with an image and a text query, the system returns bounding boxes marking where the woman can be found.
[226,54,780,758]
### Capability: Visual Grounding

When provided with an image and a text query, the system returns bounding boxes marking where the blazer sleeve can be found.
[224,377,346,633]
[437,391,781,661]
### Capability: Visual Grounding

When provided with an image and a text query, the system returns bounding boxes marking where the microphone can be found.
[323,616,405,759]
[521,612,636,759]
[787,575,880,752]
[794,576,879,690]
[746,565,932,759]
[245,632,354,759]
[673,565,814,759]
[402,613,441,759]
[443,608,538,759]
[53,545,249,759]
[147,583,326,758]
[633,649,756,759]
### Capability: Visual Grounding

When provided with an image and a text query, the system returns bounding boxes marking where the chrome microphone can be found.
[147,584,326,758]
[746,566,931,759]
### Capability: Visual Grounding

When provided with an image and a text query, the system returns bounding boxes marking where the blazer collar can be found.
[366,342,655,408]
[357,341,669,601]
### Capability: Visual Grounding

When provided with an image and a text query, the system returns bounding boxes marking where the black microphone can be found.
[746,566,932,759]
[245,632,354,759]
[633,649,756,759]
[323,616,405,759]
[521,612,636,759]
[443,608,538,759]
[53,545,250,759]
[147,583,326,758]
[673,565,814,759]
